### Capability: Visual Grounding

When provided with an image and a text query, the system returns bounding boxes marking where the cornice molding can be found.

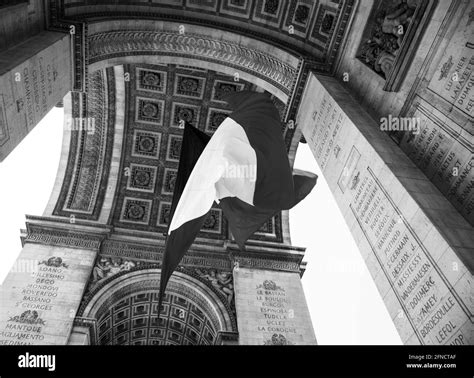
[229,245,305,273]
[22,218,305,272]
[24,224,106,251]
[71,317,98,345]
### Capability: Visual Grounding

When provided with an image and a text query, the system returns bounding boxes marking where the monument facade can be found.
[0,0,472,345]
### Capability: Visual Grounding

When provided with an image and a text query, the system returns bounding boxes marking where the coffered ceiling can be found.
[53,63,285,243]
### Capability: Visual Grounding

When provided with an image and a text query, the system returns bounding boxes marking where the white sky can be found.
[0,108,402,344]
[291,144,401,344]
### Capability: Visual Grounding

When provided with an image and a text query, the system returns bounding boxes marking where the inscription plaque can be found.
[350,166,471,345]
[0,244,96,345]
[400,98,473,225]
[428,5,474,117]
[233,268,316,345]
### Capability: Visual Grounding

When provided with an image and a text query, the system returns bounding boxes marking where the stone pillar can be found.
[67,325,91,345]
[215,331,239,345]
[297,73,473,345]
[0,225,102,345]
[0,31,72,161]
[233,267,317,345]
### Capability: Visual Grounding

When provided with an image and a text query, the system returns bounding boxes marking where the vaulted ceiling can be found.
[52,64,285,243]
[45,0,356,246]
[60,0,353,62]
[96,291,218,345]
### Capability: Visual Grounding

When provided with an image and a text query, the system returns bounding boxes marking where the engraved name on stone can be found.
[399,102,474,224]
[0,258,68,345]
[350,168,471,345]
[428,7,474,116]
[255,281,297,335]
[305,94,344,170]
[20,55,55,128]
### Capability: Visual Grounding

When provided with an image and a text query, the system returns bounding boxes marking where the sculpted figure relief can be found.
[91,257,137,285]
[358,0,422,79]
[196,268,235,304]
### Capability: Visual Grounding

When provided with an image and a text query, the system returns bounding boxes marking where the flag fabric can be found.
[158,91,317,313]
[158,122,210,313]
[219,168,317,251]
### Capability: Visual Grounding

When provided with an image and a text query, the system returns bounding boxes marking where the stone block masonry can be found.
[298,73,473,345]
[0,32,72,162]
[233,267,317,345]
[0,244,96,345]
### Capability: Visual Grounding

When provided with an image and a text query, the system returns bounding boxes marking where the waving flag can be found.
[158,92,317,313]
[158,123,210,313]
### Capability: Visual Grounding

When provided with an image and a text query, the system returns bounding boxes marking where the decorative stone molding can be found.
[53,0,355,70]
[100,239,231,269]
[100,238,305,273]
[48,0,88,93]
[227,240,305,273]
[72,317,98,345]
[67,71,109,212]
[101,239,163,260]
[264,333,294,345]
[283,60,316,151]
[231,250,303,273]
[182,254,232,270]
[215,331,239,345]
[24,224,105,251]
[88,31,299,95]
[53,68,116,220]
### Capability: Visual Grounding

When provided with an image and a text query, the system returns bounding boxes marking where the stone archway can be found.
[44,56,296,243]
[77,268,237,345]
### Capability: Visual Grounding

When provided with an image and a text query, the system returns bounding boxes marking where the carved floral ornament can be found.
[256,279,284,291]
[88,31,298,93]
[142,71,161,86]
[8,311,45,326]
[39,257,68,269]
[24,227,105,250]
[264,333,293,345]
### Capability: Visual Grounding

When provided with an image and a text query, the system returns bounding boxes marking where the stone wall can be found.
[297,73,472,345]
[233,267,316,345]
[0,33,72,161]
[0,243,97,345]
[334,0,473,226]
[0,1,45,52]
